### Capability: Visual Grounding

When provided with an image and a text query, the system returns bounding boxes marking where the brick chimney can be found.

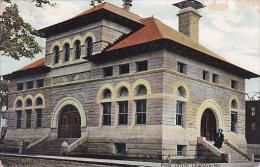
[173,0,205,42]
[123,0,133,11]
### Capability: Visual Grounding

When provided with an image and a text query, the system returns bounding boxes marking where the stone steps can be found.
[27,138,78,156]
[220,143,250,163]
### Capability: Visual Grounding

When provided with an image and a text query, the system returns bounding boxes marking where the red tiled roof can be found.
[107,17,227,62]
[17,58,45,72]
[75,2,142,24]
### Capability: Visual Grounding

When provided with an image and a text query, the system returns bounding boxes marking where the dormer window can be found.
[64,43,70,62]
[86,37,93,56]
[74,40,81,60]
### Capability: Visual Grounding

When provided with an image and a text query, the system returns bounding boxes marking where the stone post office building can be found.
[2,0,259,161]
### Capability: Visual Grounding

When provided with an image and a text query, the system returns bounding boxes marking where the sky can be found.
[0,0,259,95]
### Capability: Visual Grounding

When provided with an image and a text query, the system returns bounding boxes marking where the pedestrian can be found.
[219,129,224,148]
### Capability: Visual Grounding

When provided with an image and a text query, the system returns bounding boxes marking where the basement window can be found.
[16,83,24,91]
[177,145,187,156]
[26,81,34,90]
[212,73,219,84]
[103,66,113,77]
[177,62,187,74]
[119,64,129,75]
[203,70,210,81]
[136,60,148,72]
[114,143,126,154]
[231,80,238,89]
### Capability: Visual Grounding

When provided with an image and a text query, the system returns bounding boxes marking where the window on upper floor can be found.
[118,101,128,125]
[176,101,184,126]
[231,80,238,89]
[251,106,256,116]
[36,79,44,88]
[53,46,60,64]
[103,66,113,77]
[103,89,112,99]
[177,62,187,74]
[86,37,93,57]
[16,111,22,129]
[26,110,32,128]
[36,109,43,128]
[119,64,129,75]
[119,87,129,97]
[102,102,111,126]
[136,100,146,125]
[203,70,210,81]
[136,85,147,96]
[74,40,81,60]
[64,43,70,62]
[212,73,219,84]
[26,81,33,90]
[35,97,43,106]
[177,86,186,98]
[16,83,24,91]
[231,111,237,133]
[136,60,148,72]
[25,98,33,107]
[16,100,23,108]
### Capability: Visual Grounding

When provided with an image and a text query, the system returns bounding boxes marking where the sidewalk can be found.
[0,152,259,167]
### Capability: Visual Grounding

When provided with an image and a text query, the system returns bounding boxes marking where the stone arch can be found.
[173,81,190,100]
[34,93,45,108]
[196,99,225,136]
[229,96,240,111]
[51,97,86,128]
[83,32,96,43]
[24,95,34,108]
[49,41,62,54]
[71,35,85,45]
[132,79,152,96]
[61,38,73,49]
[115,81,132,98]
[96,84,115,103]
[13,96,24,109]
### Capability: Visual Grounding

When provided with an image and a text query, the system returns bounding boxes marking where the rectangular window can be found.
[231,111,237,132]
[251,106,256,116]
[203,70,210,81]
[231,80,238,89]
[177,145,187,156]
[26,110,32,128]
[36,79,44,88]
[103,66,113,77]
[176,101,184,126]
[16,111,22,129]
[212,73,219,84]
[114,143,126,154]
[118,101,128,125]
[136,100,146,125]
[26,81,34,90]
[36,109,42,128]
[17,83,24,91]
[136,60,148,72]
[252,122,256,131]
[102,103,111,126]
[177,62,187,74]
[119,64,129,75]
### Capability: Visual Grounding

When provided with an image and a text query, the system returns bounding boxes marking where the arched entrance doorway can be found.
[58,105,81,138]
[200,109,217,141]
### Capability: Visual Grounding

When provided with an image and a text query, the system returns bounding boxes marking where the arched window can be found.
[177,86,186,98]
[64,43,70,62]
[103,89,112,99]
[35,97,43,106]
[16,100,23,108]
[53,46,60,64]
[74,40,81,60]
[136,85,147,96]
[231,99,238,133]
[119,87,129,97]
[25,98,32,107]
[231,100,238,109]
[86,37,93,56]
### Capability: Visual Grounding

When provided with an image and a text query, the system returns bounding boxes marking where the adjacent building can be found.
[2,0,259,161]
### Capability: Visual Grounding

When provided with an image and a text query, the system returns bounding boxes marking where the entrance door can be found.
[200,109,216,141]
[58,105,81,138]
